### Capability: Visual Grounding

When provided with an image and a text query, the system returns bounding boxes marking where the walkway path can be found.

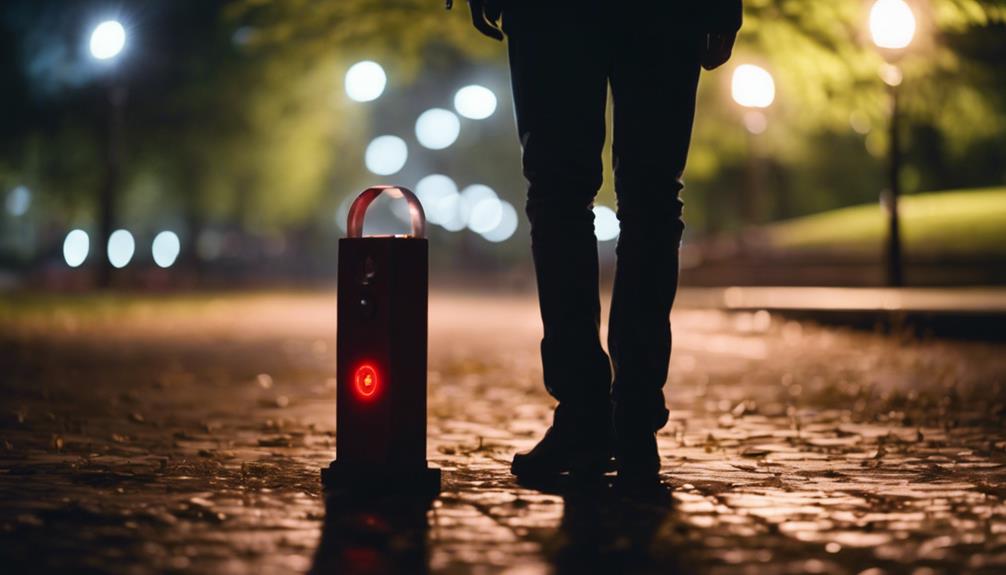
[1,291,1004,574]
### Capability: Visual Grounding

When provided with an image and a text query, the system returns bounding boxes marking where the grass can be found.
[0,289,324,325]
[765,187,1006,258]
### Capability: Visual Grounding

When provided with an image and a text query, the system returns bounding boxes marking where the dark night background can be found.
[1,2,1006,574]
[2,0,1005,288]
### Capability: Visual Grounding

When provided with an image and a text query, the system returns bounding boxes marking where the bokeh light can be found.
[345,61,387,102]
[107,229,135,268]
[849,111,872,135]
[415,175,459,225]
[63,229,89,267]
[468,197,503,234]
[454,85,498,120]
[593,205,620,242]
[743,110,768,135]
[731,64,776,109]
[231,26,255,47]
[480,201,519,243]
[386,187,415,224]
[436,194,467,232]
[870,0,917,50]
[460,184,497,208]
[89,20,126,60]
[5,185,31,217]
[151,231,181,268]
[880,63,904,86]
[459,184,497,230]
[365,135,408,175]
[415,108,461,150]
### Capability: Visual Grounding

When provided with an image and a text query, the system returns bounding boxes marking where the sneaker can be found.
[511,415,613,479]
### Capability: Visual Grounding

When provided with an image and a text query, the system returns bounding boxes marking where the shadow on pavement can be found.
[521,476,690,575]
[310,493,433,575]
[311,477,690,575]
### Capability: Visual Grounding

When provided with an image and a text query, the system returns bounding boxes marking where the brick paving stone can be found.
[1,292,1004,574]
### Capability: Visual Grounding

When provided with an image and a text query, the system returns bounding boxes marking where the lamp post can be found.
[869,0,916,287]
[89,19,127,288]
[731,64,776,227]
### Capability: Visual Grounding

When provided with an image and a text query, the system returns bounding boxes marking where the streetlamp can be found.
[344,61,387,103]
[90,20,126,60]
[869,0,916,287]
[731,64,776,227]
[89,19,127,287]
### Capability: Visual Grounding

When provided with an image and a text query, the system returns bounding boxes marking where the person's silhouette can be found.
[450,0,742,482]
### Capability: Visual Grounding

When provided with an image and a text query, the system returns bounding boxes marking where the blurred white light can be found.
[90,20,126,61]
[415,175,458,225]
[365,135,408,175]
[63,229,89,268]
[388,192,415,224]
[870,0,917,50]
[593,205,620,242]
[151,231,181,268]
[379,187,423,227]
[460,184,497,207]
[424,182,501,232]
[480,201,519,243]
[454,85,498,120]
[468,197,504,234]
[415,108,461,150]
[6,185,31,217]
[743,110,768,135]
[345,61,387,102]
[459,184,497,228]
[107,229,135,268]
[849,111,872,135]
[880,63,904,86]
[434,194,465,232]
[731,64,775,109]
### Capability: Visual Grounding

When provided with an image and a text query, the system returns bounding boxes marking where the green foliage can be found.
[8,0,1006,239]
[135,0,500,232]
[142,0,1006,233]
[684,0,1006,231]
[693,0,1006,158]
[224,0,497,76]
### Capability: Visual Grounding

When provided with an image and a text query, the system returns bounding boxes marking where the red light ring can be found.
[354,364,379,399]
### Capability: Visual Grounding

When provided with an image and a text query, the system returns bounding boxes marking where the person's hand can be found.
[446,0,503,41]
[701,32,737,71]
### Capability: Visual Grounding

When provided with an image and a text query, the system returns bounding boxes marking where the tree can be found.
[5,0,1005,256]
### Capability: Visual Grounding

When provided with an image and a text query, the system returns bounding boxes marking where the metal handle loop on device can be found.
[346,185,427,239]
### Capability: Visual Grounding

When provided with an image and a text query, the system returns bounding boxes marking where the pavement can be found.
[677,286,1006,313]
[1,290,1005,574]
[677,286,1006,339]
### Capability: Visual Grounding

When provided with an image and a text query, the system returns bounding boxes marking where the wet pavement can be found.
[1,291,1005,574]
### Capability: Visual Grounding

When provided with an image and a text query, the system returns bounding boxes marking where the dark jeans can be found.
[504,2,702,432]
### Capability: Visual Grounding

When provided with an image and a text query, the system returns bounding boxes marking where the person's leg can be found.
[504,2,614,476]
[607,3,703,477]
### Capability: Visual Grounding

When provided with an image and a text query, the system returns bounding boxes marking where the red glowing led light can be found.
[354,364,379,398]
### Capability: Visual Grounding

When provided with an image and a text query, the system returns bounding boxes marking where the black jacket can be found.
[704,0,743,32]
